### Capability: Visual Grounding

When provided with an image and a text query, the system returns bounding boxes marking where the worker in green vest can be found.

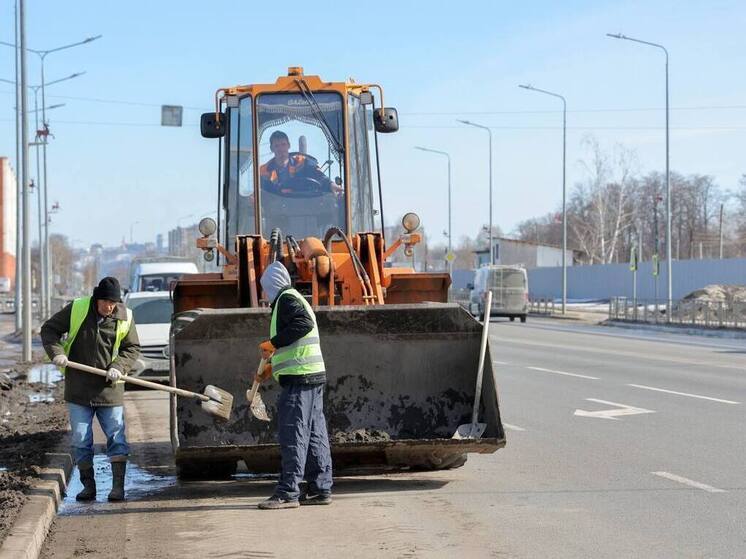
[256,261,333,509]
[40,277,140,502]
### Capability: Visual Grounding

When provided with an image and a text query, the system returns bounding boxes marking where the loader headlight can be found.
[402,212,420,233]
[199,217,217,237]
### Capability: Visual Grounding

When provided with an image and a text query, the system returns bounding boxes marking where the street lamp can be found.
[414,146,452,276]
[2,72,83,318]
[519,84,568,314]
[130,221,141,244]
[607,32,672,316]
[0,34,101,320]
[458,120,494,264]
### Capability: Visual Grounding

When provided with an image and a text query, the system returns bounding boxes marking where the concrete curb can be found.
[603,320,746,339]
[0,452,73,559]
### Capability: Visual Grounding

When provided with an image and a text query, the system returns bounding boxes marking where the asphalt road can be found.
[40,318,746,558]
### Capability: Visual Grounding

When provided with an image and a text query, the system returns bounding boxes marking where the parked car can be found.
[128,258,199,293]
[468,265,528,322]
[124,291,173,381]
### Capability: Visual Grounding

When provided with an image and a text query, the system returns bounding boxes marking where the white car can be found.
[124,291,173,381]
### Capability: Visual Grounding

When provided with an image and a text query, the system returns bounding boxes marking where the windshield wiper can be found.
[295,79,345,158]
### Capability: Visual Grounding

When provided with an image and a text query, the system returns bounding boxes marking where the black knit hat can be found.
[93,276,122,302]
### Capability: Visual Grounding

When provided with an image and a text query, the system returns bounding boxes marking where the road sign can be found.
[574,398,655,420]
[161,105,183,127]
[629,247,637,271]
[445,251,455,262]
[652,254,660,276]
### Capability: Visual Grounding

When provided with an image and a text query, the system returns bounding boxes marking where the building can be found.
[474,237,574,269]
[0,158,17,288]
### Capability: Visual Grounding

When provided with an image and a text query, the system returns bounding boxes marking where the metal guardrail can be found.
[529,298,556,315]
[609,297,746,330]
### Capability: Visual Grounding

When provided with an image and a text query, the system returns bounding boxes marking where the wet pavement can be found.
[60,454,176,514]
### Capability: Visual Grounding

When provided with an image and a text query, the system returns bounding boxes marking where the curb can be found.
[0,452,73,559]
[603,320,746,339]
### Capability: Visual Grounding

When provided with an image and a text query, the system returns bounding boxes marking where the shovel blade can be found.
[250,393,271,422]
[453,422,487,440]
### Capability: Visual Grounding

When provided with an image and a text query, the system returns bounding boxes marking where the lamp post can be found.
[17,0,31,361]
[458,120,494,264]
[0,35,100,319]
[12,1,21,331]
[519,84,567,314]
[414,146,452,275]
[607,32,672,316]
[130,221,140,244]
[2,72,81,319]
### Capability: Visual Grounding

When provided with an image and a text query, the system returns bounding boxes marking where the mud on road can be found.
[0,361,68,544]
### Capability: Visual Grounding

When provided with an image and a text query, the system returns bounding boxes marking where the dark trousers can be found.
[275,383,333,501]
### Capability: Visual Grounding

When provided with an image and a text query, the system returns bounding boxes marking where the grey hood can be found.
[260,261,292,303]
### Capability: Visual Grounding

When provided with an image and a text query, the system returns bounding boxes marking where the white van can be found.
[469,265,528,322]
[129,259,199,293]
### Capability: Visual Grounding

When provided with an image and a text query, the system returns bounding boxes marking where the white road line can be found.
[492,360,509,365]
[652,471,726,493]
[502,423,526,431]
[526,366,599,380]
[628,384,741,405]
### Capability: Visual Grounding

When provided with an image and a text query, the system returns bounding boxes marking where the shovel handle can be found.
[247,358,267,403]
[66,360,208,402]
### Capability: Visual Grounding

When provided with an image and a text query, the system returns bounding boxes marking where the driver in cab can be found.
[260,131,343,197]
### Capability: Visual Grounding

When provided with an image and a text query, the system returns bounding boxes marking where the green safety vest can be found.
[61,296,133,378]
[270,288,325,381]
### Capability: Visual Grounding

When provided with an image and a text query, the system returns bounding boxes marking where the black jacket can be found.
[41,299,141,406]
[270,287,325,386]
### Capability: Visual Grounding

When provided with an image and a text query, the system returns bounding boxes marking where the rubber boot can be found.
[76,462,96,502]
[108,461,126,502]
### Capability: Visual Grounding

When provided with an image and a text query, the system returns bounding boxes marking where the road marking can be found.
[652,471,726,493]
[526,366,599,380]
[502,423,525,431]
[627,384,741,405]
[492,360,509,365]
[574,398,655,420]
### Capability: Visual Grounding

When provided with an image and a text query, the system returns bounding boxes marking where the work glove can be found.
[256,363,272,384]
[259,340,275,360]
[52,354,68,368]
[106,368,123,384]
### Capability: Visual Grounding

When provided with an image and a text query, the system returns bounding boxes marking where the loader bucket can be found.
[170,303,505,475]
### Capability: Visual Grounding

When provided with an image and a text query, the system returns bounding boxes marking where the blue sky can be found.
[1,0,744,248]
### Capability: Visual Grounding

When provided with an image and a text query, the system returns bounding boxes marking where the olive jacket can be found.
[41,299,141,406]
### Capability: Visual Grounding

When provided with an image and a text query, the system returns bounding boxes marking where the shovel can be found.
[66,360,234,421]
[453,290,492,440]
[245,358,271,422]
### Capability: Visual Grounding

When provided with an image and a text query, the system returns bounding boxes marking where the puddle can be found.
[61,455,176,515]
[28,364,63,385]
[0,466,7,472]
[28,392,55,403]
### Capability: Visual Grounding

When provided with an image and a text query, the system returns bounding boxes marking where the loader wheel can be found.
[176,460,237,480]
[416,454,468,471]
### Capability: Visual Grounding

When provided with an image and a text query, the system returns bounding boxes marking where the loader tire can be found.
[416,453,468,471]
[176,460,237,480]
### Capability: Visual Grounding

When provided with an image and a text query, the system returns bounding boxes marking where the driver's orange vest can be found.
[260,155,308,189]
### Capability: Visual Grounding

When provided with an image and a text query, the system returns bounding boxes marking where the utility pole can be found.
[19,0,31,361]
[13,1,22,331]
[719,203,724,259]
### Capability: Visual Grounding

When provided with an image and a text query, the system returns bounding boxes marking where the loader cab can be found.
[205,69,396,249]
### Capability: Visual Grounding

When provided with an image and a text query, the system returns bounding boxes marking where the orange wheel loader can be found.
[169,68,505,479]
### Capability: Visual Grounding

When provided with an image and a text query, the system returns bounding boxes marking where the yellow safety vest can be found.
[269,288,325,381]
[60,297,132,376]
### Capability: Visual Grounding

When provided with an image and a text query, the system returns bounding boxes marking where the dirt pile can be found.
[682,284,746,305]
[0,363,68,544]
[332,428,391,443]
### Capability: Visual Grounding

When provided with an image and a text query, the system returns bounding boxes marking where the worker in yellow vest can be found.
[40,277,140,502]
[256,261,333,509]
